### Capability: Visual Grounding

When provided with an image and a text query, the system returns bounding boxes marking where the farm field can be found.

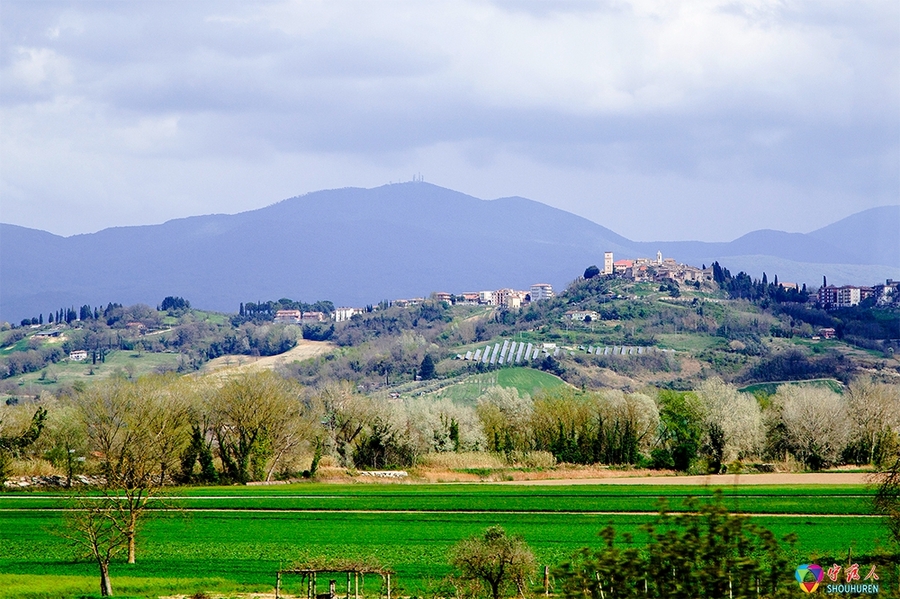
[0,482,894,599]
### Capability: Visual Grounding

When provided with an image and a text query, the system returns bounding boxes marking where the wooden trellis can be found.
[276,558,394,599]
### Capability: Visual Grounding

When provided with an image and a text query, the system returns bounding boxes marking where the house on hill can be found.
[274,309,302,323]
[530,283,554,301]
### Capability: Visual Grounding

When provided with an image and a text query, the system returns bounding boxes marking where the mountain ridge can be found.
[1,183,897,323]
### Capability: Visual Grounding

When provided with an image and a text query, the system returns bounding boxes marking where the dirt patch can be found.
[199,341,335,376]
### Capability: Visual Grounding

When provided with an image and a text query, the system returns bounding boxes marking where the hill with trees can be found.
[0,258,897,485]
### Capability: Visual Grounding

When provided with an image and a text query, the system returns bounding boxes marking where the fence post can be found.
[544,565,550,596]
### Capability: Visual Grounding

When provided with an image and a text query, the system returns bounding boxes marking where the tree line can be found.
[2,373,898,491]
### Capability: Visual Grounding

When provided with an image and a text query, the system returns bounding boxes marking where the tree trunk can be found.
[99,560,113,596]
[127,512,137,564]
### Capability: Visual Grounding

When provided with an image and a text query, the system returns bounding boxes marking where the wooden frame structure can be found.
[276,558,394,599]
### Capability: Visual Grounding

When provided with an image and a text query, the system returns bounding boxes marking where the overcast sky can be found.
[1,1,897,241]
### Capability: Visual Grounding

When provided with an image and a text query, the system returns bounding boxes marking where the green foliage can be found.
[701,423,726,474]
[555,493,797,598]
[655,390,703,472]
[160,296,190,312]
[583,265,601,279]
[178,425,218,484]
[420,354,436,380]
[0,406,48,487]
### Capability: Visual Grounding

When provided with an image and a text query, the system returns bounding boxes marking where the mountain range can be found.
[1,182,898,323]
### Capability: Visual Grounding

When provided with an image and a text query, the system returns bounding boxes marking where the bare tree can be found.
[874,453,900,547]
[847,379,900,466]
[63,495,129,596]
[77,374,190,563]
[775,384,850,470]
[477,387,533,453]
[316,381,380,466]
[694,378,763,464]
[208,370,307,482]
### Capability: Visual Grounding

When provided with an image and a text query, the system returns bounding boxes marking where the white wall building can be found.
[333,307,361,322]
[530,283,554,301]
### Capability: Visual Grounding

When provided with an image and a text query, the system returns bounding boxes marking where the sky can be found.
[1,0,898,242]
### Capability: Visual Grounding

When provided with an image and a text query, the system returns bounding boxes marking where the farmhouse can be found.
[565,309,600,321]
[274,309,302,323]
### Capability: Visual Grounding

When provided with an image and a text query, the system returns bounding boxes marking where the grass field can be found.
[5,350,183,393]
[738,378,845,396]
[430,368,565,404]
[0,483,894,598]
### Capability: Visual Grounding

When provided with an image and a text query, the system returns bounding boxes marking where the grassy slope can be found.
[7,350,182,392]
[429,368,565,404]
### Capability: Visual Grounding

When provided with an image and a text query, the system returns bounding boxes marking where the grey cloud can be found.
[0,0,897,240]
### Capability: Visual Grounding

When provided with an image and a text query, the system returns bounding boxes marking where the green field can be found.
[738,378,845,396]
[430,367,565,404]
[4,350,183,394]
[0,483,894,598]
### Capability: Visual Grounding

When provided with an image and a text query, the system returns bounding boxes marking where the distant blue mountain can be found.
[1,183,897,323]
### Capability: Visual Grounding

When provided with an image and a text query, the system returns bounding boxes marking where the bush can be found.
[555,492,796,598]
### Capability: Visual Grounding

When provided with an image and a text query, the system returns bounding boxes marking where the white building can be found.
[603,252,614,275]
[530,283,554,301]
[333,307,361,322]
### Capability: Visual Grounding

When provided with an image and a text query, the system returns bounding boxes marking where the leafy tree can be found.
[583,265,600,279]
[352,418,414,469]
[450,526,536,599]
[178,424,218,484]
[160,296,190,311]
[419,354,436,380]
[555,493,796,598]
[0,406,48,488]
[655,391,703,472]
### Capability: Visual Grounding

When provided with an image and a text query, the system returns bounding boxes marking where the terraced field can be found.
[0,483,893,598]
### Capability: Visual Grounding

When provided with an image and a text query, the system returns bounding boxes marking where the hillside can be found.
[1,183,897,324]
[2,269,897,404]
